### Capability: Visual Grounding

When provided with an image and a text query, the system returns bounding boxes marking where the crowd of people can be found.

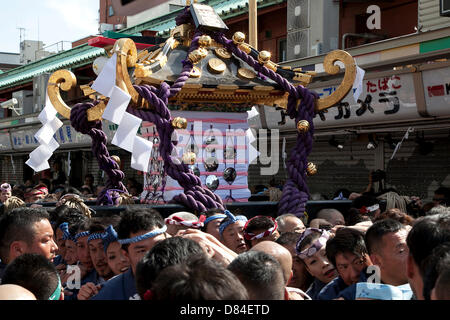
[0,173,144,215]
[0,174,449,300]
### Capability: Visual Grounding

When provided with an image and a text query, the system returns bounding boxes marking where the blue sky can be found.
[0,0,99,53]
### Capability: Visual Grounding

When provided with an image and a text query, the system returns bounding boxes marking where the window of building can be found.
[108,5,114,17]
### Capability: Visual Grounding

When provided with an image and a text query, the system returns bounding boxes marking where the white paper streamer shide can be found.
[91,53,153,172]
[26,92,63,172]
[353,65,366,103]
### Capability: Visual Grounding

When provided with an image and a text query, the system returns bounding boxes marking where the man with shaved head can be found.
[0,284,36,300]
[276,214,306,234]
[227,250,285,300]
[251,241,311,300]
[276,232,313,291]
[310,208,346,229]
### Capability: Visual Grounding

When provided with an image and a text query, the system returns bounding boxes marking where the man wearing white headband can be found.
[243,215,280,248]
[164,211,203,236]
[91,208,169,300]
[296,228,338,299]
[352,195,381,220]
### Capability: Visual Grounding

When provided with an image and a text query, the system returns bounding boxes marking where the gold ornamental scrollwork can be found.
[315,50,357,112]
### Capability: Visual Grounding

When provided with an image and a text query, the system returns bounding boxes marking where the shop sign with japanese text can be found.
[313,73,420,128]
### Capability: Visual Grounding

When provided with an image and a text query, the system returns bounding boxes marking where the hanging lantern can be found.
[223,167,237,184]
[189,164,201,177]
[205,175,219,191]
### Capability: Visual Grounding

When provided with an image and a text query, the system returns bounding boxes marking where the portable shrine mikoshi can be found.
[39,1,358,218]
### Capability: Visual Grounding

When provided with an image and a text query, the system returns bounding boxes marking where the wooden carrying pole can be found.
[249,0,258,49]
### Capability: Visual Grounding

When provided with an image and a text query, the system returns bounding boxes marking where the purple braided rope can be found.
[277,89,318,217]
[169,30,202,98]
[70,102,128,206]
[134,84,170,120]
[127,96,224,213]
[213,32,319,218]
[212,33,297,95]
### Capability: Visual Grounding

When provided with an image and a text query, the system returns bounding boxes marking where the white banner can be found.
[313,73,420,128]
[260,73,422,130]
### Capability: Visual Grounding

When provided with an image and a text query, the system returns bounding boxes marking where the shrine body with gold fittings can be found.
[45,0,358,214]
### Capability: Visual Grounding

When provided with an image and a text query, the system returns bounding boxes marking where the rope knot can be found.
[70,102,101,134]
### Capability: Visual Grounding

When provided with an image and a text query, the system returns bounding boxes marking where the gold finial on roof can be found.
[258,51,271,64]
[232,32,245,44]
[198,35,212,47]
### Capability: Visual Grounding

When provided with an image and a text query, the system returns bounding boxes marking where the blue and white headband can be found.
[59,222,75,241]
[102,225,119,252]
[218,210,248,236]
[87,231,105,243]
[74,231,90,242]
[204,214,227,225]
[118,225,167,245]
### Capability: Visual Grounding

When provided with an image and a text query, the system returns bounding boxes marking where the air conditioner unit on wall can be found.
[419,0,450,32]
[310,42,324,57]
[287,29,309,61]
[33,73,51,113]
[12,90,33,116]
[286,0,339,60]
[287,0,310,32]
